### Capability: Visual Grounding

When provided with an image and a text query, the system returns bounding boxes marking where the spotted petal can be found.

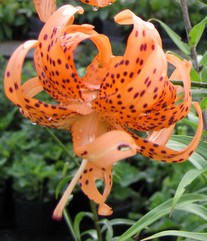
[94,10,176,127]
[80,162,113,216]
[130,102,203,163]
[34,5,112,103]
[125,54,192,131]
[4,40,92,129]
[53,128,138,219]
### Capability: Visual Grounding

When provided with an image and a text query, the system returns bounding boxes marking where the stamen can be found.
[52,159,88,220]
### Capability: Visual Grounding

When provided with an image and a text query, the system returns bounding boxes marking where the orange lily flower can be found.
[33,0,116,22]
[4,5,203,219]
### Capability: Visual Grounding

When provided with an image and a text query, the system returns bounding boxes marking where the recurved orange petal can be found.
[77,129,137,215]
[75,130,138,168]
[147,124,175,146]
[34,5,85,102]
[80,162,113,216]
[4,40,92,129]
[131,102,203,163]
[33,0,56,22]
[94,10,177,128]
[53,125,138,219]
[35,5,112,103]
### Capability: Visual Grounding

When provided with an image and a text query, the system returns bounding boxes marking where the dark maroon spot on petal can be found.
[44,34,48,40]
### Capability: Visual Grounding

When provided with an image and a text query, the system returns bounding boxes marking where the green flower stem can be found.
[179,0,199,72]
[63,209,78,241]
[171,80,207,89]
[89,200,103,241]
[45,128,79,166]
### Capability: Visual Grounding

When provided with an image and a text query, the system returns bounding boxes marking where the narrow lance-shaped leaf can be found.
[197,0,207,6]
[142,230,207,241]
[188,16,207,47]
[190,67,201,82]
[200,50,207,66]
[116,194,207,241]
[171,168,207,212]
[200,66,207,82]
[73,212,94,240]
[150,18,190,55]
[200,97,207,110]
[177,203,207,221]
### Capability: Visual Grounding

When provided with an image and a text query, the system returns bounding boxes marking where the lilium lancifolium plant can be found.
[4,4,203,219]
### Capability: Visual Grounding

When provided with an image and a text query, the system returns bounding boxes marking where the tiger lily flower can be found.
[4,5,203,219]
[33,0,116,22]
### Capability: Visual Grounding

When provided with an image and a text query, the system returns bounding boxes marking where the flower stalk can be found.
[90,200,103,241]
[179,0,199,72]
[63,209,78,241]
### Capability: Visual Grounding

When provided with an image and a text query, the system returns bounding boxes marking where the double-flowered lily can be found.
[4,5,203,219]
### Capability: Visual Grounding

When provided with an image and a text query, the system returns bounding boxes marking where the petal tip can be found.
[98,203,113,216]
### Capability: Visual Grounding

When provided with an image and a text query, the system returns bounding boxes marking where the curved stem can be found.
[179,0,199,72]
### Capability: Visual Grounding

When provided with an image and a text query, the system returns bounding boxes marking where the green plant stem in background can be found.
[171,80,207,89]
[45,128,79,166]
[89,200,103,241]
[63,209,78,241]
[179,0,199,72]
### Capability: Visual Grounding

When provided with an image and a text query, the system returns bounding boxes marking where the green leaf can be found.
[116,194,207,241]
[188,16,207,47]
[171,169,207,211]
[0,107,17,130]
[0,158,7,166]
[108,218,135,227]
[100,219,114,241]
[200,66,207,82]
[73,212,94,240]
[63,209,78,241]
[100,218,135,240]
[197,0,207,5]
[200,51,207,66]
[178,203,207,221]
[142,230,207,241]
[190,67,201,82]
[200,97,207,110]
[150,18,190,55]
[113,162,142,187]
